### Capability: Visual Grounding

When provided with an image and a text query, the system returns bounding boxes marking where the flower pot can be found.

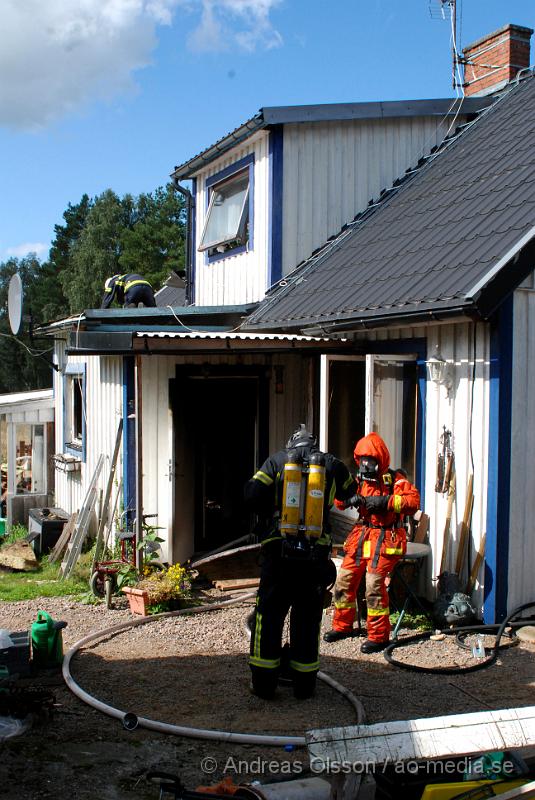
[122,586,150,616]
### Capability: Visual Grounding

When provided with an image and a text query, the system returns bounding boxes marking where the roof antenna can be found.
[429,0,463,92]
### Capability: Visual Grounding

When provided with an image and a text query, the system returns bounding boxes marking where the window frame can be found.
[200,154,255,263]
[63,364,86,461]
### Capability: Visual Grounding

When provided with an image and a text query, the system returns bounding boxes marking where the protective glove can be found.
[344,494,364,509]
[364,494,389,512]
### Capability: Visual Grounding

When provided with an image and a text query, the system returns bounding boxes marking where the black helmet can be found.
[286,424,317,450]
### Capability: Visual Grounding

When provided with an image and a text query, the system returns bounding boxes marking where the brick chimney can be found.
[462,24,533,96]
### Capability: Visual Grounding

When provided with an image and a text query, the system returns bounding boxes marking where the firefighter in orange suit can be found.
[244,425,357,700]
[323,432,420,653]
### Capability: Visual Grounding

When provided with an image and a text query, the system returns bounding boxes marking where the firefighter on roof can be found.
[101,273,156,308]
[244,425,357,700]
[323,431,420,653]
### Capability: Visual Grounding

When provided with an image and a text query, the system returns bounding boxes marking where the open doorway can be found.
[171,369,267,558]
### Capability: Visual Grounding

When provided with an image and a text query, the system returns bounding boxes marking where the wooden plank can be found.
[60,455,105,578]
[439,473,456,575]
[214,578,260,591]
[465,531,486,596]
[306,705,535,768]
[48,512,78,564]
[412,511,429,544]
[455,474,474,576]
[91,419,123,573]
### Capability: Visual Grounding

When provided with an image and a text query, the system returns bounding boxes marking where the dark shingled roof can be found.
[244,72,535,332]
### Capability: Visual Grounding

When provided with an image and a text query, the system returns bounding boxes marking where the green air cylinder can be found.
[31,611,66,669]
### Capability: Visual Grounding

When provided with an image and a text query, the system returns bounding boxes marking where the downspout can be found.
[135,355,143,571]
[173,180,194,306]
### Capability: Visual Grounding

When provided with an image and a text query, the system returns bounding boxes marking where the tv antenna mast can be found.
[429,0,463,91]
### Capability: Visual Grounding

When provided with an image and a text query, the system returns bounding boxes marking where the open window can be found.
[64,364,86,460]
[199,156,253,260]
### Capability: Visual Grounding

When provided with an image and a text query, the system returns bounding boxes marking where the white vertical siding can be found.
[193,131,270,307]
[282,116,464,275]
[509,286,535,611]
[53,350,123,525]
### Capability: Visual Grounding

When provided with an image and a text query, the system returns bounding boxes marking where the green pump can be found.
[31,611,67,669]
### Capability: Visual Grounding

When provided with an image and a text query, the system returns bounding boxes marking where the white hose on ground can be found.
[63,590,365,745]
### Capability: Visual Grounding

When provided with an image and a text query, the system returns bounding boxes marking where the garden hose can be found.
[63,591,366,746]
[383,601,535,675]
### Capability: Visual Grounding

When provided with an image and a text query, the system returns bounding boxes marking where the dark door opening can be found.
[174,375,260,555]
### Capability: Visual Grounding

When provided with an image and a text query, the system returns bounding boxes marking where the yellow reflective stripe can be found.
[334,600,356,609]
[253,611,262,660]
[368,606,390,617]
[261,536,282,545]
[392,495,402,513]
[124,279,151,290]
[343,474,354,490]
[249,656,281,669]
[290,659,320,673]
[104,287,113,292]
[317,534,331,545]
[329,482,336,505]
[362,541,371,558]
[384,547,404,555]
[253,470,273,486]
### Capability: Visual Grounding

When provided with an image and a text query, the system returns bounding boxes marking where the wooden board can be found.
[214,578,260,591]
[306,705,535,768]
[191,542,261,582]
[48,513,78,564]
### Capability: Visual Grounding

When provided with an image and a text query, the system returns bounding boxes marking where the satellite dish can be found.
[8,273,23,336]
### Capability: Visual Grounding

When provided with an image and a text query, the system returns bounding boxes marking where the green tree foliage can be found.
[0,182,186,391]
[119,185,185,291]
[40,194,91,322]
[60,190,133,312]
[0,256,53,392]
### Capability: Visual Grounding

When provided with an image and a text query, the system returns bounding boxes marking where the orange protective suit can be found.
[332,432,420,643]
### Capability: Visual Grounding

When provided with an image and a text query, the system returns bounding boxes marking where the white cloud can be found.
[187,0,283,53]
[0,0,282,130]
[6,242,49,259]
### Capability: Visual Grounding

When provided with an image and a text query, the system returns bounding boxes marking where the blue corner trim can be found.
[416,348,427,501]
[63,363,86,462]
[268,125,283,286]
[123,357,136,528]
[204,154,255,264]
[484,300,513,623]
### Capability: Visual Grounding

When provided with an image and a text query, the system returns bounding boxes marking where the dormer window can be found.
[199,155,254,260]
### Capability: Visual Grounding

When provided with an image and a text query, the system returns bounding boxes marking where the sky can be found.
[1,0,534,263]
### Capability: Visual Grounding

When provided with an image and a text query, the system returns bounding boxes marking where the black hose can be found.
[455,624,519,652]
[383,601,535,675]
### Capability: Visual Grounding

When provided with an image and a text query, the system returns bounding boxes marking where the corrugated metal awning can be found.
[135,330,351,353]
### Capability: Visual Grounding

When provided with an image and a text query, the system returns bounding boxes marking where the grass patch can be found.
[389,611,433,631]
[0,552,91,602]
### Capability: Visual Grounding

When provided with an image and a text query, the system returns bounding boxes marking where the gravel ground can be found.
[0,593,534,800]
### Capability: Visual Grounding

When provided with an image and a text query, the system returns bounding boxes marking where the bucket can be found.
[31,611,67,669]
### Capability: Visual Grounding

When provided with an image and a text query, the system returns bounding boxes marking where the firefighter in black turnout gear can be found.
[101,274,156,308]
[244,425,357,700]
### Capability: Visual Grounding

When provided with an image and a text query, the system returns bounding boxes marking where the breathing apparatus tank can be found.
[305,451,326,539]
[280,449,326,541]
[280,449,302,537]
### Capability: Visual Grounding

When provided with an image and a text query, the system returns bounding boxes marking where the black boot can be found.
[360,639,389,654]
[323,629,354,643]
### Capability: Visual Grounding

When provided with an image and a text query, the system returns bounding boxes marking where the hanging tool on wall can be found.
[435,427,453,493]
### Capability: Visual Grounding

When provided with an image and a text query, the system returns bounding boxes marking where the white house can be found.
[46,24,535,624]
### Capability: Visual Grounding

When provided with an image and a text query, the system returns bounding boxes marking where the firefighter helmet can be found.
[286,424,317,451]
